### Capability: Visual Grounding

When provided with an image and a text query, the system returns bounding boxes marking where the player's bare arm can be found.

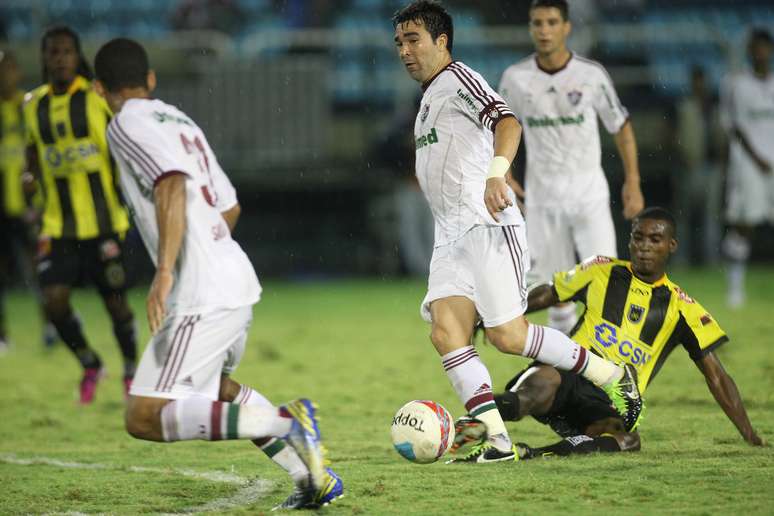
[525,283,560,314]
[613,120,644,219]
[221,202,241,232]
[695,352,766,446]
[148,173,187,334]
[484,116,522,221]
[731,127,772,174]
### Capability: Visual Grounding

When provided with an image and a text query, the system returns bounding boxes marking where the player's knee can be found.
[485,319,528,355]
[218,376,240,402]
[517,369,560,414]
[103,292,133,321]
[125,398,164,441]
[43,287,70,321]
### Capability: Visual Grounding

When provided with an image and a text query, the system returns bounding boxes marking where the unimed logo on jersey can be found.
[415,128,438,149]
[526,114,585,128]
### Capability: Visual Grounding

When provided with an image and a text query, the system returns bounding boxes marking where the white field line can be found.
[1,453,274,514]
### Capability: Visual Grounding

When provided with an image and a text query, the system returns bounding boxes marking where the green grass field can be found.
[1,267,773,515]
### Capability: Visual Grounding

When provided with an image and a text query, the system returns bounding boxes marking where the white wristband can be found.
[486,156,511,179]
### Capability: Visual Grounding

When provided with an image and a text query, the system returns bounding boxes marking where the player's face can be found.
[628,219,676,280]
[529,7,571,56]
[749,40,773,69]
[395,20,449,83]
[43,34,79,85]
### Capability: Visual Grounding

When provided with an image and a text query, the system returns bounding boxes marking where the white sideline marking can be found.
[1,454,274,514]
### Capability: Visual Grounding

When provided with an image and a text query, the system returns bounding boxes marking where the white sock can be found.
[441,346,510,450]
[160,396,292,442]
[235,385,309,484]
[547,304,578,335]
[523,324,621,387]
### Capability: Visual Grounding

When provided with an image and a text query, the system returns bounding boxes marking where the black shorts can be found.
[504,362,621,438]
[0,216,35,251]
[37,235,129,296]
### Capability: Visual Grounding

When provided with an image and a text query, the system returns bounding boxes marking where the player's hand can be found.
[484,177,513,222]
[621,180,644,220]
[147,268,174,335]
[505,175,526,215]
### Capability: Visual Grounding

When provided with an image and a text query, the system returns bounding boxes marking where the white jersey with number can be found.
[720,70,774,224]
[107,98,261,314]
[415,61,524,247]
[498,54,629,206]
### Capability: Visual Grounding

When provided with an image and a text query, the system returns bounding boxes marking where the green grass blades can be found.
[1,268,773,514]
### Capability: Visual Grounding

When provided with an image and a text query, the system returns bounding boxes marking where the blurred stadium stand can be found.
[2,0,773,277]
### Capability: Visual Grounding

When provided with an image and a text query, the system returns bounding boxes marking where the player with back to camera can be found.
[93,38,343,510]
[483,207,764,459]
[498,0,644,335]
[392,0,641,464]
[23,27,138,401]
[720,28,774,308]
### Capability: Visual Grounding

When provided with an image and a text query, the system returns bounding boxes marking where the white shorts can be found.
[526,200,616,284]
[725,163,774,225]
[130,305,253,401]
[421,224,530,328]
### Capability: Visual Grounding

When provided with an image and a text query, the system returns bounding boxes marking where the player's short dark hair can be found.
[530,0,569,21]
[393,0,454,53]
[94,38,150,92]
[749,27,773,47]
[632,207,677,238]
[40,25,92,82]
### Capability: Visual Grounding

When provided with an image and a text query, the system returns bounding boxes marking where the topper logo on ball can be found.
[392,412,426,433]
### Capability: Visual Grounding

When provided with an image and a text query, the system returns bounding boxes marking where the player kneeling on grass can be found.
[93,38,342,510]
[458,207,765,459]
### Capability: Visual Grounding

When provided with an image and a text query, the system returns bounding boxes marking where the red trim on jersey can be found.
[535,52,574,75]
[421,60,456,91]
[153,170,188,187]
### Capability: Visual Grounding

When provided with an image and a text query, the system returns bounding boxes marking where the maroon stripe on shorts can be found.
[155,316,190,391]
[164,315,200,392]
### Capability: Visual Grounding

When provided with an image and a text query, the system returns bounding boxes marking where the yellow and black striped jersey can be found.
[0,89,27,217]
[24,75,128,239]
[553,256,728,393]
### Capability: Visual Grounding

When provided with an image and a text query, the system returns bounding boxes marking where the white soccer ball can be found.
[391,400,455,464]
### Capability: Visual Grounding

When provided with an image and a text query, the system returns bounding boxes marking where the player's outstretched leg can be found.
[126,395,327,507]
[485,317,643,427]
[223,379,344,509]
[514,435,625,460]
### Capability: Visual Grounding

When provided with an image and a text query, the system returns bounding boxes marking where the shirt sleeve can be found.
[592,66,629,134]
[449,63,515,132]
[107,111,192,186]
[552,255,614,303]
[206,145,238,212]
[676,291,729,360]
[497,69,522,120]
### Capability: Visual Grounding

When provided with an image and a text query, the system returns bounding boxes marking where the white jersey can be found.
[107,98,261,314]
[720,70,774,178]
[498,54,629,206]
[415,61,524,247]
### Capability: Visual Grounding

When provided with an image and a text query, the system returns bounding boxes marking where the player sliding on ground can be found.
[93,38,342,510]
[460,207,764,459]
[393,0,641,464]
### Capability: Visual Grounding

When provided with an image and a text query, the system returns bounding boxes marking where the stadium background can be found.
[3,0,774,282]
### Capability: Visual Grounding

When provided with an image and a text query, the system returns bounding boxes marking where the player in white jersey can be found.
[498,0,644,334]
[392,1,641,464]
[93,38,343,510]
[720,28,774,308]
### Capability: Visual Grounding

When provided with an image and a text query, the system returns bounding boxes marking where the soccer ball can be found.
[391,400,455,464]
